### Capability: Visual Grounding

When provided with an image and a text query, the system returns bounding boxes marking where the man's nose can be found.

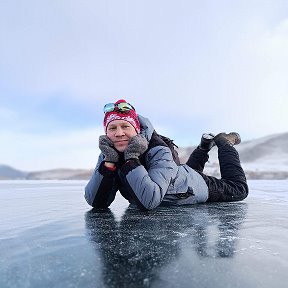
[115,127,125,136]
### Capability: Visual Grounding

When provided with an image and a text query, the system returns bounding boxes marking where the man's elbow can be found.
[84,186,93,206]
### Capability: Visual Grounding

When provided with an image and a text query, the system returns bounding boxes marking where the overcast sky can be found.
[1,0,288,171]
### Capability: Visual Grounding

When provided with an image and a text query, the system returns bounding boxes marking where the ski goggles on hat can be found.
[103,102,135,113]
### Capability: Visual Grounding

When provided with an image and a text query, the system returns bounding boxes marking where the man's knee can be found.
[236,182,249,201]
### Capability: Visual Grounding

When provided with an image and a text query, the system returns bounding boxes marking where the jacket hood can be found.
[138,115,154,141]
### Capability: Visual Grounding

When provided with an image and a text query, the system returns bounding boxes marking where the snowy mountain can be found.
[0,165,27,180]
[25,169,93,180]
[1,132,287,180]
[0,165,92,180]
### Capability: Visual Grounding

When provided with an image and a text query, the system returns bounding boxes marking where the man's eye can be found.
[109,127,116,131]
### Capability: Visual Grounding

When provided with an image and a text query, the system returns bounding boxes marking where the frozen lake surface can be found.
[1,180,288,288]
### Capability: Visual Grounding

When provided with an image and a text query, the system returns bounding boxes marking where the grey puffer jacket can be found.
[85,115,208,210]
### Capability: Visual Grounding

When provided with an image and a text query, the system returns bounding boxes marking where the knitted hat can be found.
[103,99,141,133]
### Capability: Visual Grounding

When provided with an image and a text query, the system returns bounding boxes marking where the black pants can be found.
[186,140,249,202]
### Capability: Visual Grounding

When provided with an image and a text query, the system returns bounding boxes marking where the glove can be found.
[99,135,119,163]
[124,134,148,161]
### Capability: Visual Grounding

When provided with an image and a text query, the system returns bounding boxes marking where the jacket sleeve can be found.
[84,154,119,208]
[120,146,177,210]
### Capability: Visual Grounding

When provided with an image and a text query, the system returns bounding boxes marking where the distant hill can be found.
[0,165,27,180]
[1,132,288,180]
[0,165,92,180]
[26,169,93,180]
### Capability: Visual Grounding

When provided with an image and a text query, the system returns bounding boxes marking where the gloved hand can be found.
[124,134,148,161]
[99,135,119,163]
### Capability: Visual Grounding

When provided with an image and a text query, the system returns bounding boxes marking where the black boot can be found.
[199,133,215,151]
[214,132,241,146]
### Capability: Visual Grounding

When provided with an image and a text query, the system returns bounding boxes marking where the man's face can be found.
[106,119,138,152]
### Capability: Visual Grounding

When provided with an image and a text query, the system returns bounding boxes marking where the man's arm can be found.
[84,154,119,208]
[121,146,178,210]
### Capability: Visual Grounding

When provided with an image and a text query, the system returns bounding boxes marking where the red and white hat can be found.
[103,99,141,133]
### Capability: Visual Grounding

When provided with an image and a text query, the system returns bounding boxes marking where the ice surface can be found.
[0,180,288,288]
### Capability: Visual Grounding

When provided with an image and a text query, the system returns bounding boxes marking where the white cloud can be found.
[0,106,17,122]
[238,19,288,136]
[1,0,288,168]
[0,127,103,171]
[190,17,288,139]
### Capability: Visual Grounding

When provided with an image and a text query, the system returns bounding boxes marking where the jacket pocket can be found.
[175,188,194,199]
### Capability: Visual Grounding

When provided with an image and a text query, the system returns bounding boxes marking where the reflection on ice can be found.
[85,203,247,287]
[0,180,288,288]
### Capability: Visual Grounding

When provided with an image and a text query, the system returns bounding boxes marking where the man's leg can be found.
[202,134,249,202]
[186,133,215,172]
[186,147,209,172]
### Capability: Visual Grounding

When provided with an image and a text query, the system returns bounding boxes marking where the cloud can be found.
[0,106,17,122]
[227,18,288,137]
[0,127,103,171]
[1,1,288,168]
